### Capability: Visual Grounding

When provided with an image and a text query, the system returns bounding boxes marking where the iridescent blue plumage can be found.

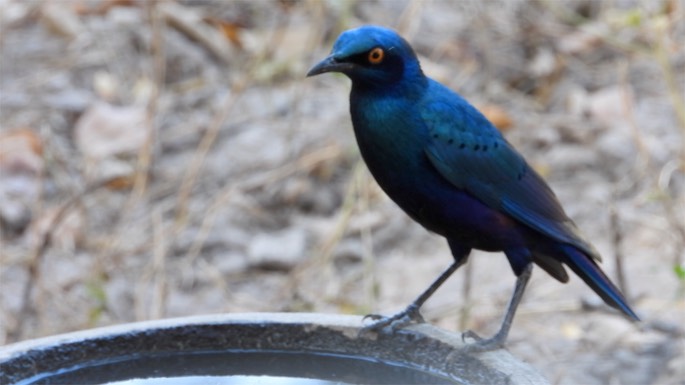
[308,25,638,350]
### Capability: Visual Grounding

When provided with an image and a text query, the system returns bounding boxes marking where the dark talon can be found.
[461,329,508,352]
[362,313,384,323]
[359,304,426,336]
[461,330,483,342]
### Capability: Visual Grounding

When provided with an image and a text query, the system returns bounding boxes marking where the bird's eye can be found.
[368,47,384,64]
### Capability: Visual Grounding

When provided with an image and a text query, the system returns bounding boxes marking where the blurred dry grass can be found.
[1,1,684,384]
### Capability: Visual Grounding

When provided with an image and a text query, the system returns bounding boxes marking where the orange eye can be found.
[368,47,384,64]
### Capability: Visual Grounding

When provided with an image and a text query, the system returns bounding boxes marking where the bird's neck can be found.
[348,75,430,170]
[350,72,427,103]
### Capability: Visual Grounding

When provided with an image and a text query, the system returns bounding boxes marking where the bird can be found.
[307,25,639,351]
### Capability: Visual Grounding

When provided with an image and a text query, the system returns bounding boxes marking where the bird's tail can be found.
[561,244,640,321]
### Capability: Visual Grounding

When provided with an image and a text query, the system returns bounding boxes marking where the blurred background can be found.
[1,0,683,384]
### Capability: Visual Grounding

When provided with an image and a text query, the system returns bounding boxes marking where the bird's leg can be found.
[361,260,463,334]
[462,263,533,352]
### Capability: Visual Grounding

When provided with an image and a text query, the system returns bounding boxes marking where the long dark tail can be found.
[561,244,640,321]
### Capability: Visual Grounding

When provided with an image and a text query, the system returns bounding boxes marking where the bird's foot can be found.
[360,304,425,335]
[460,330,506,353]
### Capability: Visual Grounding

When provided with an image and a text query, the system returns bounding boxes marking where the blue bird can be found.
[307,25,639,350]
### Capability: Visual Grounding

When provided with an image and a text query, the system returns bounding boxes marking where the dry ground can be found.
[1,1,684,384]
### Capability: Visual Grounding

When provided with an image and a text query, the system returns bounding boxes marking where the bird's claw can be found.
[361,313,385,322]
[461,330,483,342]
[460,330,506,353]
[359,304,425,336]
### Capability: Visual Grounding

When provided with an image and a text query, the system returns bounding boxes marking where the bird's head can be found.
[307,25,423,88]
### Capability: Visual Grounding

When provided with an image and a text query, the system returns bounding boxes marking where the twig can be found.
[657,160,685,270]
[151,207,168,320]
[278,158,363,304]
[174,79,246,227]
[130,1,166,201]
[181,3,331,270]
[396,0,425,38]
[609,205,628,297]
[653,17,685,166]
[174,4,292,230]
[538,0,652,55]
[159,2,233,63]
[359,168,378,315]
[7,176,129,342]
[185,143,344,266]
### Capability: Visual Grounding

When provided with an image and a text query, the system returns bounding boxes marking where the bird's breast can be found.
[350,95,427,184]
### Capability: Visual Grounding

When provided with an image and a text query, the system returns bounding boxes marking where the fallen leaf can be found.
[0,129,44,232]
[74,102,150,160]
[27,206,85,252]
[41,2,83,39]
[556,22,607,55]
[72,0,136,16]
[100,165,136,190]
[160,2,234,63]
[204,17,244,49]
[587,85,634,128]
[101,175,135,190]
[247,228,308,271]
[242,25,314,82]
[477,104,513,131]
[0,129,43,176]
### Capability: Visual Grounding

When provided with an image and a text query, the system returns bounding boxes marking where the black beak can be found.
[306,55,354,77]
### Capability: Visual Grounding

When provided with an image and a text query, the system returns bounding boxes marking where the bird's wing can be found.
[422,99,600,261]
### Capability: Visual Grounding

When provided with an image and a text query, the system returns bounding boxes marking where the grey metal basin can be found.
[0,313,547,385]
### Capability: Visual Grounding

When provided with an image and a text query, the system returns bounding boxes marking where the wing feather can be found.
[421,98,600,261]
